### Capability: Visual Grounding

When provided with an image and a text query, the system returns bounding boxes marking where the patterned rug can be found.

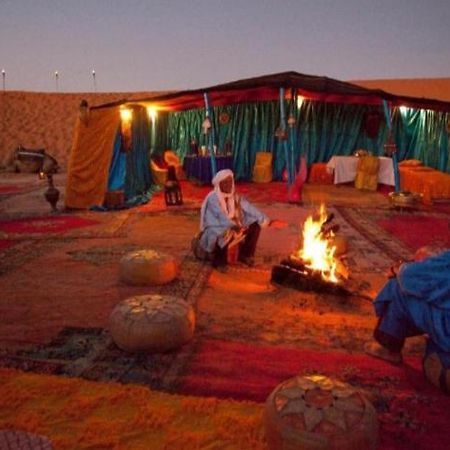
[178,339,450,450]
[0,252,211,393]
[0,215,98,235]
[336,206,449,256]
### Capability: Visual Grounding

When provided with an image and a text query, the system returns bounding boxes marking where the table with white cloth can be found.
[326,156,395,186]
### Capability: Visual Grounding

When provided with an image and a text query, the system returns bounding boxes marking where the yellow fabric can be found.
[150,159,168,186]
[65,107,120,209]
[252,152,273,183]
[398,159,423,167]
[164,150,185,180]
[400,166,450,204]
[0,368,266,450]
[354,155,380,191]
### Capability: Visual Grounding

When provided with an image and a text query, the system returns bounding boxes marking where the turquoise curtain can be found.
[393,108,449,172]
[124,106,154,205]
[151,111,169,156]
[166,100,450,180]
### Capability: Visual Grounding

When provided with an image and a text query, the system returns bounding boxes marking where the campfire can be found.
[271,205,349,295]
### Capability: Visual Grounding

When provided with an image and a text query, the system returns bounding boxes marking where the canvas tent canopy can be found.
[65,71,450,209]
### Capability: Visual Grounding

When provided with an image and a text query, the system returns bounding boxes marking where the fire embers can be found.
[271,205,349,295]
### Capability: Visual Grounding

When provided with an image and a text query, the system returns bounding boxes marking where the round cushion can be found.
[120,249,178,286]
[423,340,450,394]
[109,294,195,353]
[264,375,378,450]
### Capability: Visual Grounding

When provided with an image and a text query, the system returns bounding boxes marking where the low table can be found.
[183,155,233,184]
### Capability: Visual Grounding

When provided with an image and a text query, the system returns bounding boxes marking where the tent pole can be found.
[279,87,292,185]
[382,100,400,193]
[203,92,217,177]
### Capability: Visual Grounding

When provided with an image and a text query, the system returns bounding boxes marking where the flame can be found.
[297,204,338,283]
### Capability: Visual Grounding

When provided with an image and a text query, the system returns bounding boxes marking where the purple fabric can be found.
[183,155,233,184]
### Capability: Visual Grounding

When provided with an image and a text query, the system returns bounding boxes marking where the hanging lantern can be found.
[287,114,296,128]
[275,127,288,141]
[202,117,212,134]
[164,166,183,206]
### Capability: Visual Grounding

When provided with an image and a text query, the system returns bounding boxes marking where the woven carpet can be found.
[0,368,265,450]
[0,252,211,392]
[138,181,290,213]
[0,215,98,235]
[179,339,450,450]
[377,214,450,251]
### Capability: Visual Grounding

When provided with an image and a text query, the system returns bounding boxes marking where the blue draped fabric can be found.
[107,130,126,191]
[165,100,450,181]
[374,250,450,351]
[124,106,155,206]
[393,108,450,172]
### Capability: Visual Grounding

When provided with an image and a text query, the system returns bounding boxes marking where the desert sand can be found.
[0,90,166,170]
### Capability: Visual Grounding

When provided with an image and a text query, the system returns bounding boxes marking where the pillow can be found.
[398,159,423,167]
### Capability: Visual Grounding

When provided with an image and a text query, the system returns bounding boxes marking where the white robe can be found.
[198,191,269,253]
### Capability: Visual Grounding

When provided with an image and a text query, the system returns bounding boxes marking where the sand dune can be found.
[0,90,165,171]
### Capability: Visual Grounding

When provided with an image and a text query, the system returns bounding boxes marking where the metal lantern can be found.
[164,166,183,206]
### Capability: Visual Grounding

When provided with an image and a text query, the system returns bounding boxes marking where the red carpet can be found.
[377,215,450,251]
[0,240,16,251]
[0,216,99,234]
[139,181,290,212]
[179,339,450,450]
[0,185,23,195]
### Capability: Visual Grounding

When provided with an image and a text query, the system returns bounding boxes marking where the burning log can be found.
[271,204,350,296]
[271,256,351,296]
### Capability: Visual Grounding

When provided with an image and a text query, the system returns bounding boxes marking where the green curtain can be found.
[393,108,449,172]
[124,106,154,205]
[166,100,450,180]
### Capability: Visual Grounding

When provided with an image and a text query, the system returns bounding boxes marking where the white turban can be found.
[200,169,238,231]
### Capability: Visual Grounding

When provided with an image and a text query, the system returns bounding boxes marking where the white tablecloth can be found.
[326,156,395,186]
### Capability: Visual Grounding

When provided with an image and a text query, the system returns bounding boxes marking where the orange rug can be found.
[0,368,265,450]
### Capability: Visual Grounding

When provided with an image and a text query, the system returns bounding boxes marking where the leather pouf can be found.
[264,375,378,450]
[109,294,195,353]
[423,340,450,394]
[120,249,178,286]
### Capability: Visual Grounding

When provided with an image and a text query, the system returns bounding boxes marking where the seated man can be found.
[365,248,450,365]
[195,169,280,269]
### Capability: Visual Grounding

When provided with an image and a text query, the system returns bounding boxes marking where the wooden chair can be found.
[354,155,380,191]
[252,151,273,183]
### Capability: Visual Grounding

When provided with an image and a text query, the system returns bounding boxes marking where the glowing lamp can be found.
[120,107,133,152]
[399,106,408,114]
[147,107,157,122]
[297,96,304,108]
[120,108,133,122]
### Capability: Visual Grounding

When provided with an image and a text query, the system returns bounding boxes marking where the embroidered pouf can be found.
[264,375,378,450]
[423,340,450,394]
[109,295,195,353]
[120,249,178,286]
